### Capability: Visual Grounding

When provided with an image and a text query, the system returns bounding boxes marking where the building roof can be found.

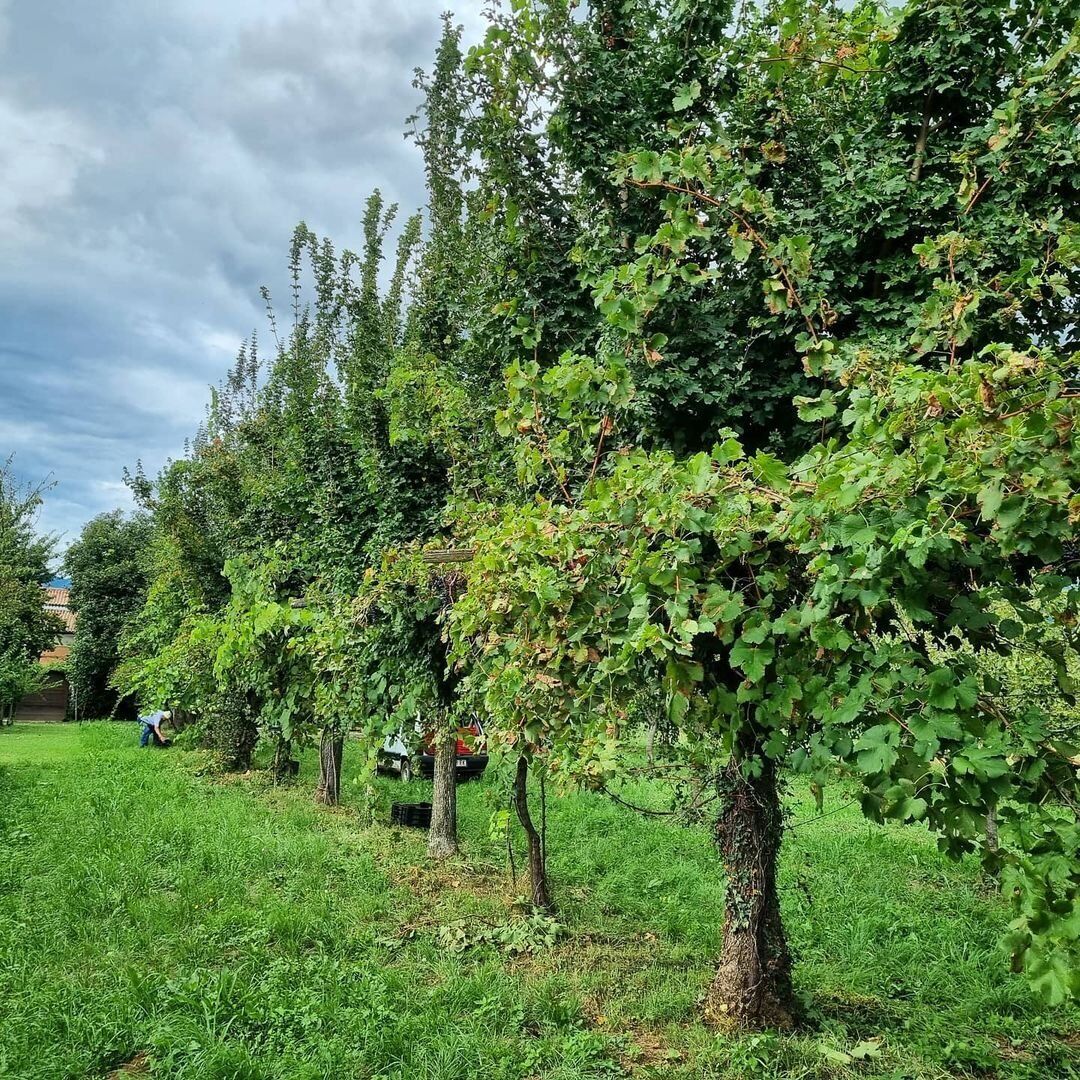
[43,587,77,633]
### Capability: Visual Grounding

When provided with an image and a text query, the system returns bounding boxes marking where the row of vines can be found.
[75,0,1080,1027]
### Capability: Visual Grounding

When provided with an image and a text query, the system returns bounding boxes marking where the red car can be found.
[379,719,488,782]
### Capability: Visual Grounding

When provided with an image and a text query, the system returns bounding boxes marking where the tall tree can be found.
[64,511,152,719]
[406,15,474,860]
[0,463,61,720]
[449,0,1080,1024]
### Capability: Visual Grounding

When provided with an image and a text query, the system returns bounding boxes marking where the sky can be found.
[0,0,485,556]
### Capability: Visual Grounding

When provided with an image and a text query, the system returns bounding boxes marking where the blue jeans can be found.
[140,724,162,747]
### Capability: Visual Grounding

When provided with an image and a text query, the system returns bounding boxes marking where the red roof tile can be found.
[43,587,76,633]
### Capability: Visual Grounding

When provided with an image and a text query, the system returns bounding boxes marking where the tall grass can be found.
[0,722,1076,1079]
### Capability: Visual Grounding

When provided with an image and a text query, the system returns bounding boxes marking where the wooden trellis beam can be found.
[421,548,477,564]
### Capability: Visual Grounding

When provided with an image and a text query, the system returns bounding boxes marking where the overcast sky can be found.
[0,0,484,555]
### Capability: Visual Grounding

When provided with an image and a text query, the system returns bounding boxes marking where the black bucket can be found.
[391,802,432,828]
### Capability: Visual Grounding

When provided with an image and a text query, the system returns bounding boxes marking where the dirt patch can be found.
[107,1052,150,1078]
[602,1020,683,1075]
[992,1036,1035,1064]
[398,859,517,906]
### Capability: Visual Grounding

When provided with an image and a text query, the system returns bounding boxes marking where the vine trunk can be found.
[315,727,344,806]
[513,754,553,912]
[704,742,795,1029]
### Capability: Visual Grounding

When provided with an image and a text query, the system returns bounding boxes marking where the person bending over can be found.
[138,709,172,748]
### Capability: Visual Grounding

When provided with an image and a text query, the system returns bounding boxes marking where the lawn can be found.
[0,722,1076,1079]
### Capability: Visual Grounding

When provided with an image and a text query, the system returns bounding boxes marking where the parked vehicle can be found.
[379,719,488,781]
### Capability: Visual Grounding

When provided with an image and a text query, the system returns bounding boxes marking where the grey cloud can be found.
[0,0,485,552]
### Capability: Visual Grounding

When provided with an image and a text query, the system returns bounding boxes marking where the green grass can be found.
[0,722,1077,1079]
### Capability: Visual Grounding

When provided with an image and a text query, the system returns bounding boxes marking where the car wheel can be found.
[399,757,413,783]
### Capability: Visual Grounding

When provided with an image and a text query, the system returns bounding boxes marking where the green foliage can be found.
[497,345,635,496]
[0,463,61,709]
[448,0,1080,1004]
[118,193,451,758]
[0,656,45,720]
[436,911,566,956]
[463,0,1079,456]
[203,554,315,745]
[64,510,152,718]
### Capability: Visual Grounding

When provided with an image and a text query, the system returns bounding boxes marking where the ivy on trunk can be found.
[705,742,794,1028]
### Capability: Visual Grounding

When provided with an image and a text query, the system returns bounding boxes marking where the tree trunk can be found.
[983,805,1001,880]
[231,716,257,771]
[513,754,553,912]
[225,693,259,772]
[427,725,459,859]
[272,738,298,784]
[703,745,794,1029]
[645,720,657,765]
[315,727,344,806]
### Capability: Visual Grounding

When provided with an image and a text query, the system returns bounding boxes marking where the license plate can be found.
[457,758,468,767]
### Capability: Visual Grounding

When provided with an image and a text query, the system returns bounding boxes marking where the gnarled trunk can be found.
[704,745,794,1029]
[427,725,459,859]
[513,754,553,912]
[315,727,344,806]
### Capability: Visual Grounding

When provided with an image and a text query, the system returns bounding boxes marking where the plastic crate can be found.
[391,802,432,828]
